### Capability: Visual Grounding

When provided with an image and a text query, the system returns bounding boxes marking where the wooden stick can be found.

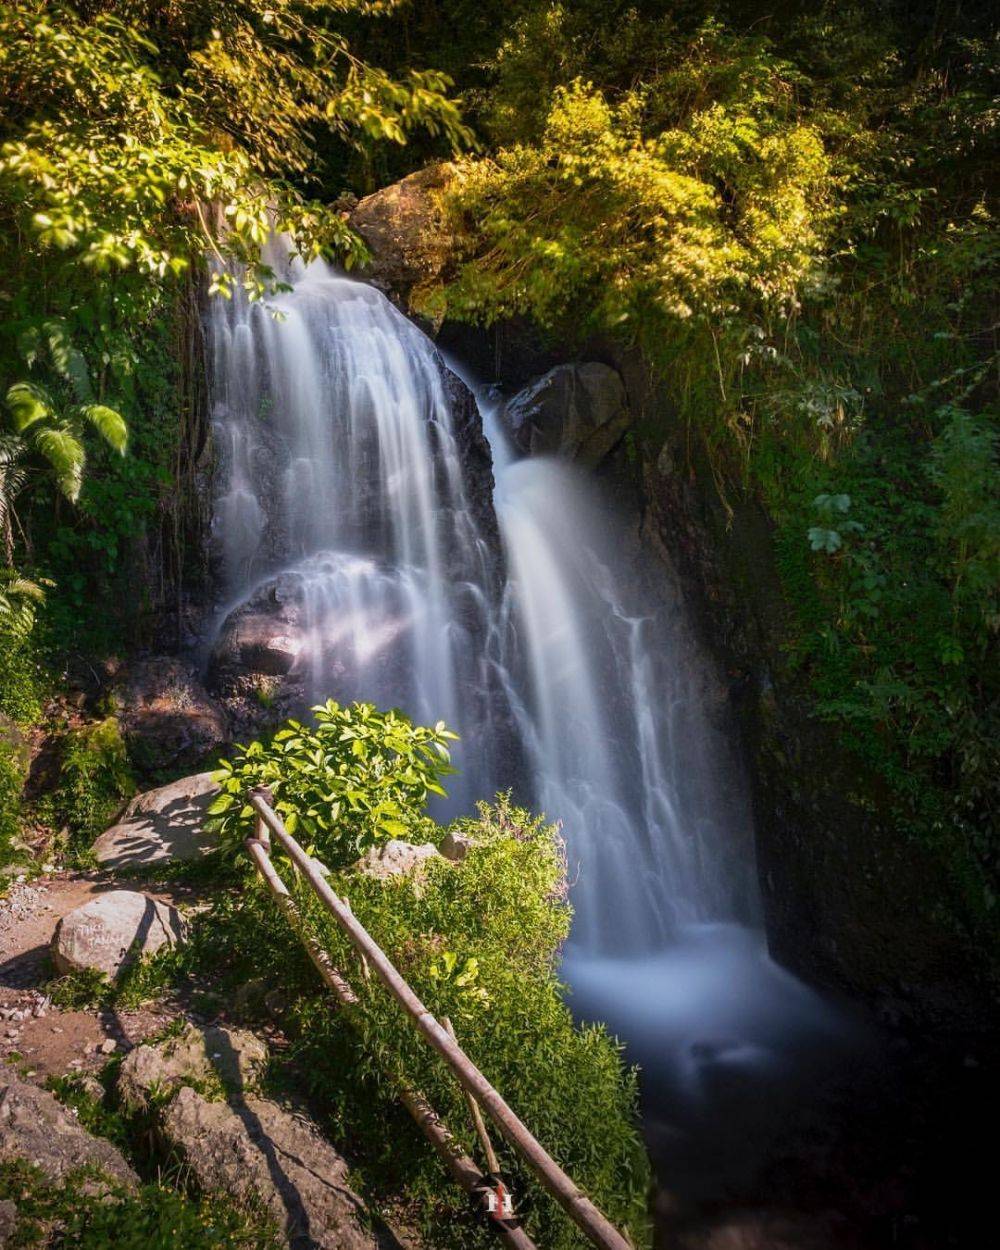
[245,836,537,1250]
[250,794,633,1250]
[246,838,358,1005]
[443,1016,501,1175]
[250,786,273,852]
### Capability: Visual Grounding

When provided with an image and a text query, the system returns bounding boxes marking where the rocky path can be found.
[0,873,192,1080]
[0,776,420,1248]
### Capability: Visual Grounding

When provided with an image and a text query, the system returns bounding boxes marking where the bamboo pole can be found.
[249,793,633,1250]
[245,835,537,1250]
[443,1015,501,1176]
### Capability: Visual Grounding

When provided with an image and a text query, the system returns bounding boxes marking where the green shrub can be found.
[0,626,45,725]
[198,786,652,1249]
[0,736,26,870]
[206,700,456,866]
[41,716,134,860]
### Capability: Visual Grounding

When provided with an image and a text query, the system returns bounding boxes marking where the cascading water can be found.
[207,259,513,813]
[208,254,855,1212]
[481,400,759,955]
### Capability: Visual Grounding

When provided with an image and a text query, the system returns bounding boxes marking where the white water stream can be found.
[208,257,854,1201]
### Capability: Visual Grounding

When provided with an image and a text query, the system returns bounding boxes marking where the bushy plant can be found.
[0,735,26,869]
[0,626,45,724]
[197,778,651,1249]
[206,700,457,865]
[42,716,134,858]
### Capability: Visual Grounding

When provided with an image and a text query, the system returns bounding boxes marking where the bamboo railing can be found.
[246,788,634,1250]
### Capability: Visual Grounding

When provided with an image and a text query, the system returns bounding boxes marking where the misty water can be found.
[208,256,861,1213]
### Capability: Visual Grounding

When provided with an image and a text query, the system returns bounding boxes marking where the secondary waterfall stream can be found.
[208,256,853,1212]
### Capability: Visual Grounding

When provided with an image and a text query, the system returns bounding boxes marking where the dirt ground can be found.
[0,873,195,1081]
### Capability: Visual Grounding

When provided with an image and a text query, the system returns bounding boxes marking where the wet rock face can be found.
[113,655,229,771]
[502,363,632,466]
[0,1075,138,1192]
[51,890,184,980]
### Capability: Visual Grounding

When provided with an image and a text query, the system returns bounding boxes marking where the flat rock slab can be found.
[51,889,184,980]
[119,1026,377,1249]
[163,1085,377,1250]
[92,772,219,870]
[0,1073,138,1192]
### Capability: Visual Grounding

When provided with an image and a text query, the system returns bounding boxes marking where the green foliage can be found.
[46,966,113,1011]
[0,736,26,869]
[207,700,457,865]
[0,627,45,723]
[438,0,1000,940]
[0,1157,280,1249]
[47,940,186,1010]
[46,1072,131,1152]
[38,716,134,859]
[446,54,832,332]
[195,794,651,1249]
[0,568,48,636]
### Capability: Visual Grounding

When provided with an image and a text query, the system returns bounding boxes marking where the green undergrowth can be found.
[45,959,171,1013]
[0,738,27,871]
[26,716,134,867]
[182,792,652,1250]
[0,1157,280,1249]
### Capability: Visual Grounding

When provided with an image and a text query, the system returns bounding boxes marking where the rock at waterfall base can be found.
[92,772,219,870]
[113,656,229,771]
[51,890,184,980]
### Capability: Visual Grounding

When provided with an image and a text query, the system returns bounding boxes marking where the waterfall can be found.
[207,259,854,1199]
[207,263,510,813]
[208,257,756,952]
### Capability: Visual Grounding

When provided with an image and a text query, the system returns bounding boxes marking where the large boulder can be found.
[163,1086,377,1250]
[349,162,455,320]
[113,656,229,771]
[0,1074,138,1192]
[502,362,631,466]
[92,772,219,870]
[118,1026,377,1250]
[51,890,184,980]
[118,1024,268,1111]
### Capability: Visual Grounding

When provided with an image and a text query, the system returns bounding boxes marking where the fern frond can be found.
[5,381,53,433]
[31,425,85,501]
[80,403,128,453]
[0,567,46,636]
[44,319,94,403]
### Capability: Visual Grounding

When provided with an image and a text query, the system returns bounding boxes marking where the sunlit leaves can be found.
[80,404,128,454]
[446,68,832,333]
[207,700,458,865]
